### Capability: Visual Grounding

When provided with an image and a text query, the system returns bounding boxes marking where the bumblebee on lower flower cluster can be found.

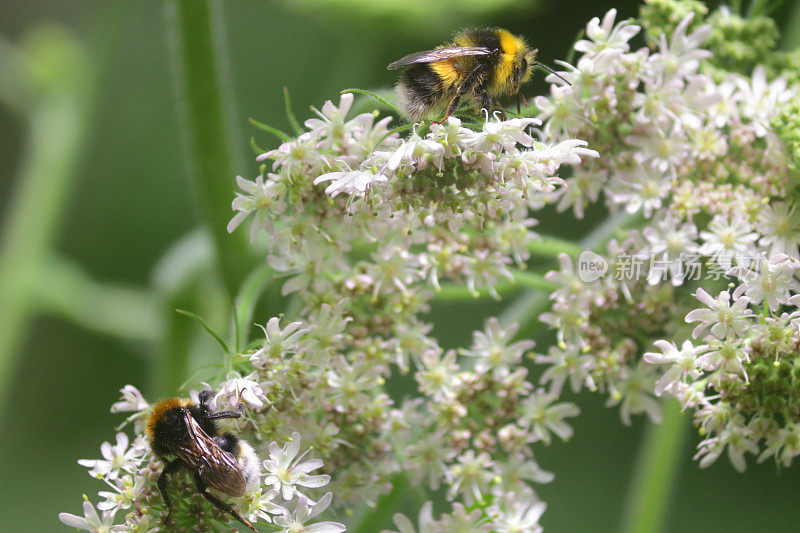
[146,389,260,532]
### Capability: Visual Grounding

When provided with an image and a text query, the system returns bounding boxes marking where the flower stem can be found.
[234,262,274,353]
[503,211,636,334]
[528,235,583,258]
[783,1,800,48]
[32,254,160,342]
[0,29,92,406]
[352,472,415,532]
[166,0,251,297]
[620,400,689,533]
[434,270,557,301]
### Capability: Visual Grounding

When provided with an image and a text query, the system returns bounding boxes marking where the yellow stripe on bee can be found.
[431,60,461,89]
[492,29,527,93]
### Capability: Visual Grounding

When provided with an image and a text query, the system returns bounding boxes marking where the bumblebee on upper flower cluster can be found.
[388,27,567,121]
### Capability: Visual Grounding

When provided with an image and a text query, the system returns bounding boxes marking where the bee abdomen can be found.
[396,64,446,121]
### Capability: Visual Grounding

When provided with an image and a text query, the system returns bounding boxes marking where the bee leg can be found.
[194,474,258,533]
[434,95,461,124]
[476,85,502,119]
[519,92,528,113]
[208,407,243,420]
[434,63,485,124]
[157,459,184,523]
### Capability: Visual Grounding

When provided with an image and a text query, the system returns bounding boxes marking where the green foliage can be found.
[639,0,709,47]
[772,98,800,169]
[705,8,779,75]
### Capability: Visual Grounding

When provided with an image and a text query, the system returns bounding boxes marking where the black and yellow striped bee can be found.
[146,389,261,532]
[388,27,565,121]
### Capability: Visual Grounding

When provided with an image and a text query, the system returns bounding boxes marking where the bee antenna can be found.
[535,62,571,86]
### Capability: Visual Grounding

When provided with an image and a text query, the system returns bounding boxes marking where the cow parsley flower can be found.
[445,450,494,505]
[227,174,285,241]
[574,9,640,57]
[272,493,346,533]
[757,202,800,260]
[520,391,580,445]
[263,432,331,501]
[735,253,798,312]
[314,168,389,198]
[213,371,271,411]
[698,213,759,269]
[77,432,146,481]
[684,286,753,340]
[438,503,491,533]
[59,500,123,532]
[460,318,535,377]
[643,340,704,396]
[251,316,309,365]
[488,493,546,533]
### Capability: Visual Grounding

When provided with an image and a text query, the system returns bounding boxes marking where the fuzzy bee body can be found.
[389,27,540,121]
[146,390,260,532]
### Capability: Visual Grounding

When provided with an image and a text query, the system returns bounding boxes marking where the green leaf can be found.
[175,308,230,355]
[33,253,159,342]
[250,136,265,155]
[342,87,403,117]
[369,123,413,154]
[284,86,303,135]
[249,117,290,142]
[233,262,274,353]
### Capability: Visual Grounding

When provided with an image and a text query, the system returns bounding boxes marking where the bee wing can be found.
[387,46,492,70]
[174,410,247,497]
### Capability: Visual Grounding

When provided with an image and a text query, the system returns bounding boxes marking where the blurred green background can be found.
[2,1,800,531]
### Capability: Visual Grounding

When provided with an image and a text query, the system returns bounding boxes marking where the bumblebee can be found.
[389,27,565,121]
[146,389,261,532]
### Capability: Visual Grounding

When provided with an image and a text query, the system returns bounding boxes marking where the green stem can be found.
[0,34,30,112]
[434,270,557,301]
[528,235,582,258]
[620,400,689,533]
[0,30,92,406]
[234,262,274,353]
[32,254,160,343]
[502,210,637,333]
[782,0,800,49]
[352,472,412,533]
[166,0,251,297]
[150,229,220,396]
[746,0,770,17]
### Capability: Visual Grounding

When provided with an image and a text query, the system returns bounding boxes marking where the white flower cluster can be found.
[222,88,595,528]
[60,400,345,532]
[644,255,800,472]
[64,87,596,529]
[536,8,800,471]
[230,93,596,302]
